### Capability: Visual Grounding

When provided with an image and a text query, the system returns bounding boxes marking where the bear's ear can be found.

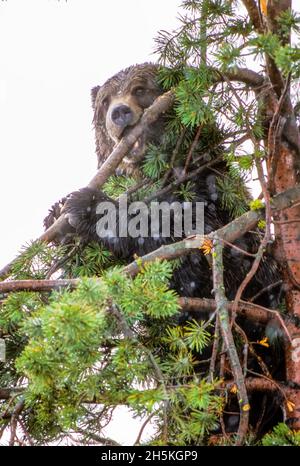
[91,85,100,109]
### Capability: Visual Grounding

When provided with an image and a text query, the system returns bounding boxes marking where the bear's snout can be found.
[111,104,134,128]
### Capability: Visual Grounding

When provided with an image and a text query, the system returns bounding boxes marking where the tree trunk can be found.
[274,142,300,429]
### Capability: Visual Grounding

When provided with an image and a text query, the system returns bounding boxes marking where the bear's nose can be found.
[111,104,133,127]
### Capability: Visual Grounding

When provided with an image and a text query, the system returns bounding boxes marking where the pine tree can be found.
[1,0,300,446]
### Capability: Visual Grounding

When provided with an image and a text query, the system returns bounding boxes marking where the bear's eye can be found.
[132,87,146,97]
[102,97,109,109]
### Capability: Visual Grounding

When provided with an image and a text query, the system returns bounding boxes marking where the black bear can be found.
[43,63,285,436]
[45,63,280,306]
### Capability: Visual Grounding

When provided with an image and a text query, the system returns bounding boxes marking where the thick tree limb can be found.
[0,274,276,324]
[0,278,78,293]
[179,297,274,324]
[241,0,264,33]
[226,377,289,394]
[266,0,291,46]
[1,185,300,293]
[125,185,300,276]
[215,67,264,88]
[41,90,175,243]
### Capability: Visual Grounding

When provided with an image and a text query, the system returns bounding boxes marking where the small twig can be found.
[144,155,222,203]
[45,245,77,279]
[125,178,152,198]
[184,125,202,173]
[76,428,121,446]
[253,395,267,437]
[162,128,186,186]
[246,370,289,403]
[231,156,272,321]
[249,279,282,302]
[273,312,293,345]
[219,343,226,381]
[134,411,157,446]
[221,238,256,258]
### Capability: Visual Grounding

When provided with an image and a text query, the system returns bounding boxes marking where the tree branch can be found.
[241,0,264,33]
[1,185,300,293]
[87,91,174,191]
[0,388,24,400]
[212,236,249,446]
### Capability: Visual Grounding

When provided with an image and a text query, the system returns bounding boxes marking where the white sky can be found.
[0,0,181,267]
[0,0,181,446]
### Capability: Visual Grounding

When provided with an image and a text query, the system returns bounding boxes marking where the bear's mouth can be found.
[121,133,146,166]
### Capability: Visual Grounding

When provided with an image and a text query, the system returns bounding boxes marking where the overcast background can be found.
[0,0,181,445]
[0,0,181,267]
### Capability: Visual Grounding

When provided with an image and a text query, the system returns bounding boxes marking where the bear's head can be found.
[91,63,164,174]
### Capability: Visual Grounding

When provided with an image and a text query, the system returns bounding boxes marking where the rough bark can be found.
[264,0,300,431]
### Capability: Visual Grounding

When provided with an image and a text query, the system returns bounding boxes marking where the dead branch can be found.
[231,156,272,321]
[144,155,222,203]
[0,278,78,293]
[0,274,278,325]
[127,185,300,276]
[134,411,157,446]
[249,280,282,302]
[212,235,249,446]
[184,125,202,173]
[226,376,287,394]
